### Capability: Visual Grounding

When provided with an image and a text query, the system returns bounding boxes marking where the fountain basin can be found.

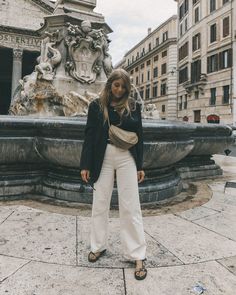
[0,116,232,205]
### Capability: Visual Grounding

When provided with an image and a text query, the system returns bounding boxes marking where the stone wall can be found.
[0,0,51,30]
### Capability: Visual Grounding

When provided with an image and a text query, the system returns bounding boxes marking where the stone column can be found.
[11,48,23,100]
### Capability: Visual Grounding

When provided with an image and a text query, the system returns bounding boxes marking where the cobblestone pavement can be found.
[0,155,235,294]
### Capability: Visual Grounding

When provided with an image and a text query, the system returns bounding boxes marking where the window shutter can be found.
[228,48,232,67]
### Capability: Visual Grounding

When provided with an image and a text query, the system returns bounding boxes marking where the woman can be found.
[80,69,147,280]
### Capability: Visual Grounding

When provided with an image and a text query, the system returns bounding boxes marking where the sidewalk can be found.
[0,155,236,294]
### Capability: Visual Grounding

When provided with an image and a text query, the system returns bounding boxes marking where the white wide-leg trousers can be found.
[90,143,147,260]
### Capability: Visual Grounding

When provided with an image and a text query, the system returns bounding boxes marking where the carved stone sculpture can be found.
[142,103,160,119]
[64,21,112,84]
[10,11,113,117]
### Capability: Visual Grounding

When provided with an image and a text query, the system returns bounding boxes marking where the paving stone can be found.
[77,217,183,268]
[194,210,236,242]
[144,214,236,263]
[203,189,236,212]
[0,255,29,282]
[176,206,219,221]
[125,261,236,295]
[0,208,76,265]
[225,187,236,195]
[0,205,18,224]
[0,261,125,295]
[217,256,236,276]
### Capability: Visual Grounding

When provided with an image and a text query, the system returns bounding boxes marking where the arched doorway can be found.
[207,114,220,124]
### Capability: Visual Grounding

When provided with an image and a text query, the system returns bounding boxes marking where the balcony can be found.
[183,74,207,95]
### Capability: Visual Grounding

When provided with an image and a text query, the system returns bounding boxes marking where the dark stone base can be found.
[0,165,183,205]
[176,155,223,180]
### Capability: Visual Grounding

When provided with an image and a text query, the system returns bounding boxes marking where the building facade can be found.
[121,16,178,120]
[0,0,54,114]
[175,0,236,125]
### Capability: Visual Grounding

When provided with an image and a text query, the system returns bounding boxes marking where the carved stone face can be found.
[111,79,126,99]
[81,20,92,33]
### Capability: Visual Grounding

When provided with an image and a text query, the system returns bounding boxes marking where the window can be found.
[162,50,167,58]
[210,23,217,43]
[222,85,230,104]
[208,49,232,72]
[162,105,166,113]
[136,76,139,85]
[161,63,167,75]
[191,59,201,83]
[185,18,188,31]
[153,84,158,97]
[179,66,188,84]
[135,67,139,72]
[210,0,216,13]
[154,55,159,62]
[184,94,188,109]
[179,42,189,61]
[194,110,201,122]
[132,56,134,62]
[146,60,151,66]
[193,0,199,5]
[223,16,230,38]
[156,37,159,46]
[223,0,229,4]
[179,4,184,20]
[161,82,167,96]
[140,88,144,99]
[179,96,183,110]
[184,0,189,13]
[180,23,183,36]
[128,59,130,66]
[219,49,232,69]
[194,7,199,23]
[207,54,218,73]
[163,31,168,42]
[141,48,145,56]
[180,0,188,20]
[141,73,144,83]
[153,67,158,78]
[145,86,150,99]
[210,88,216,105]
[149,43,152,51]
[147,70,150,81]
[192,33,201,51]
[130,70,134,75]
[141,63,144,69]
[194,90,199,99]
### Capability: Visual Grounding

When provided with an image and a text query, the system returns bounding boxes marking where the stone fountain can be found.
[9,0,113,117]
[0,0,234,205]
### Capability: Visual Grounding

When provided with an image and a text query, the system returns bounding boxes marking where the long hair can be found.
[99,68,136,124]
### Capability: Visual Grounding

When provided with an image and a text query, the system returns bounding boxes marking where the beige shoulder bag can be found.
[107,114,138,150]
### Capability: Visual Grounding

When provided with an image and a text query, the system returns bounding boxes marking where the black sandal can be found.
[88,249,107,263]
[134,259,147,280]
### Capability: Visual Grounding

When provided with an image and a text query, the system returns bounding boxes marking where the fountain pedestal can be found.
[9,0,113,117]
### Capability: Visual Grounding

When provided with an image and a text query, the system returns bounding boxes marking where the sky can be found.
[95,0,177,65]
[50,0,177,65]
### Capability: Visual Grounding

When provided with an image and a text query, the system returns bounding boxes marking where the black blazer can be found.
[80,98,143,183]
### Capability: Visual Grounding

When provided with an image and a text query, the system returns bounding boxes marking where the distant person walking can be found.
[80,69,147,280]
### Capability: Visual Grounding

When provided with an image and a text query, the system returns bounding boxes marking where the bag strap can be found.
[107,111,111,127]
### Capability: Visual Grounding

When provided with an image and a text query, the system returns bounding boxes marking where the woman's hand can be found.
[81,170,90,183]
[137,170,145,183]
